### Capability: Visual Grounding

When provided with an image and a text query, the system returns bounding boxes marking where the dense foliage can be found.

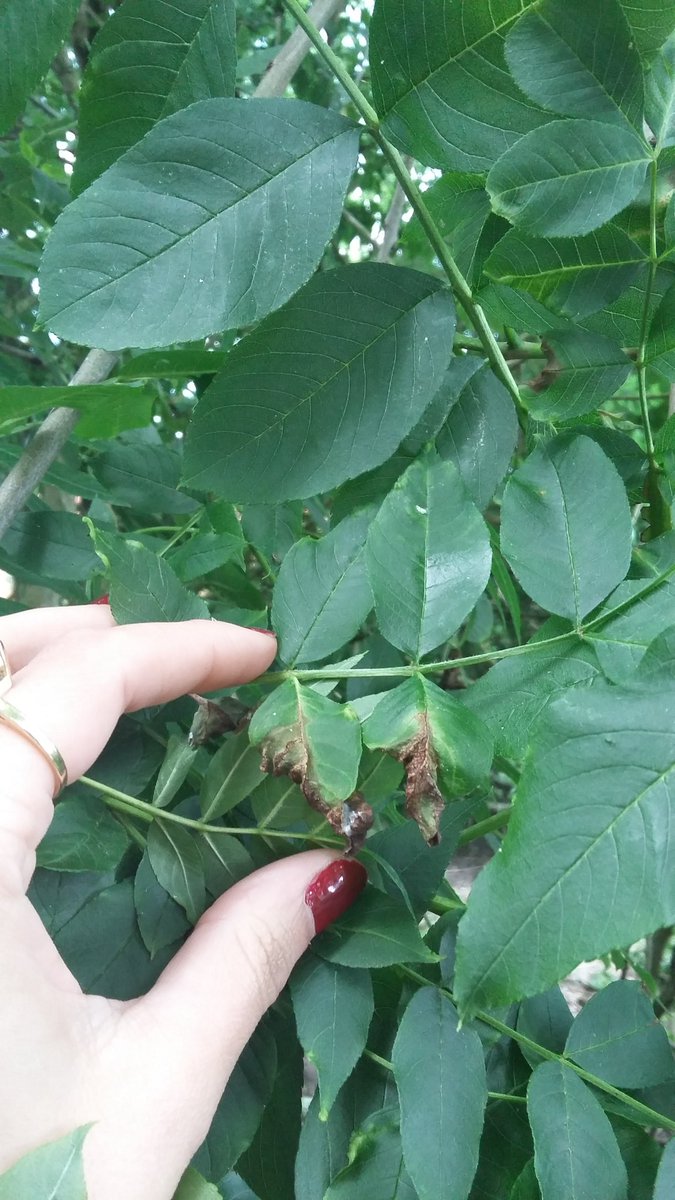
[1,0,675,1197]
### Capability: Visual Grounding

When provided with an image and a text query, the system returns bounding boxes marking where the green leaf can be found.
[654,1139,675,1200]
[370,0,548,172]
[362,676,493,843]
[291,955,373,1118]
[462,633,601,759]
[115,348,229,381]
[527,1063,627,1200]
[325,1109,417,1200]
[500,434,632,623]
[472,1101,534,1200]
[193,1021,276,1181]
[454,683,675,1013]
[0,0,81,134]
[364,801,478,917]
[484,226,645,320]
[645,280,675,379]
[316,889,437,968]
[517,987,573,1068]
[238,1011,303,1200]
[272,511,373,666]
[168,531,245,581]
[242,503,303,566]
[393,987,487,1200]
[366,455,491,660]
[435,363,519,510]
[199,832,254,898]
[611,1117,662,1200]
[403,354,484,457]
[200,730,265,821]
[147,820,206,925]
[92,440,198,514]
[134,849,190,958]
[477,283,570,335]
[582,264,675,346]
[0,510,99,582]
[183,264,455,502]
[403,173,492,284]
[510,1160,541,1200]
[525,330,631,421]
[0,1125,90,1200]
[37,796,129,873]
[0,384,153,438]
[487,120,650,238]
[73,0,237,194]
[505,0,643,128]
[249,681,362,815]
[152,734,198,809]
[89,526,209,623]
[646,33,675,150]
[618,0,675,57]
[563,980,675,1087]
[173,1167,223,1200]
[295,1087,353,1200]
[39,99,359,350]
[585,574,675,682]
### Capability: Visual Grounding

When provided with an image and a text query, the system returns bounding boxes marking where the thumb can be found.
[131,849,366,1111]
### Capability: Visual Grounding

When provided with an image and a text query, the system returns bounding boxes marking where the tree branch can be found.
[253,0,344,99]
[375,158,413,262]
[0,349,117,540]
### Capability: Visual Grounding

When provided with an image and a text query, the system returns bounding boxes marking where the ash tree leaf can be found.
[645,280,675,379]
[88,525,209,623]
[392,987,487,1200]
[153,734,198,809]
[370,0,549,173]
[237,1011,303,1200]
[242,502,303,566]
[0,511,100,582]
[38,99,360,350]
[92,440,198,514]
[73,0,237,194]
[147,819,206,926]
[563,980,675,1088]
[504,0,644,129]
[435,363,519,510]
[248,681,367,841]
[654,1139,675,1200]
[517,987,573,1068]
[0,0,81,134]
[476,282,571,335]
[0,384,153,437]
[484,226,646,320]
[183,263,455,503]
[487,120,651,238]
[0,1125,90,1200]
[617,0,675,57]
[462,633,601,760]
[362,675,493,844]
[199,832,254,898]
[403,173,492,285]
[525,330,631,421]
[316,889,436,968]
[173,1168,223,1200]
[527,1063,627,1200]
[290,955,374,1118]
[454,683,675,1014]
[295,1086,356,1200]
[402,353,484,458]
[200,729,265,822]
[37,796,130,873]
[646,33,675,150]
[134,850,190,958]
[510,1160,541,1200]
[272,510,373,666]
[366,455,492,660]
[167,531,246,582]
[325,1108,417,1200]
[115,348,229,381]
[583,573,675,683]
[500,434,632,624]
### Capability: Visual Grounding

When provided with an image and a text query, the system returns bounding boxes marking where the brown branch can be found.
[375,157,413,262]
[253,0,344,98]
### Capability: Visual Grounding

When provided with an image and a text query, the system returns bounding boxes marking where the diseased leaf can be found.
[525,330,631,421]
[39,99,359,349]
[454,683,675,1013]
[366,455,492,660]
[273,511,373,666]
[393,987,487,1200]
[183,264,455,502]
[505,0,643,128]
[325,1108,417,1200]
[370,0,549,172]
[500,434,632,624]
[527,1063,627,1200]
[248,681,369,848]
[0,0,81,134]
[291,955,373,1118]
[487,120,650,238]
[362,676,493,844]
[564,980,675,1087]
[73,0,237,193]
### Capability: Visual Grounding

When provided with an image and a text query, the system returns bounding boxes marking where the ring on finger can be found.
[0,641,12,698]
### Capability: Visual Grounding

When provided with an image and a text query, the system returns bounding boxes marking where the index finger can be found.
[0,620,277,894]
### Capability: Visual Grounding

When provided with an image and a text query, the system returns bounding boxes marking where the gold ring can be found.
[0,698,68,798]
[0,641,12,698]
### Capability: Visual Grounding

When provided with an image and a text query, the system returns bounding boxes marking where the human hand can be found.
[0,606,366,1198]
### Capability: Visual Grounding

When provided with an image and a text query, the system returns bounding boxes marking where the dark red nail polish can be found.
[305,858,367,935]
[91,593,110,605]
[251,626,276,637]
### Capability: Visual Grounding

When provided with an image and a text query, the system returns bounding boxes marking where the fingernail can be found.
[91,594,110,605]
[251,626,276,637]
[305,858,367,935]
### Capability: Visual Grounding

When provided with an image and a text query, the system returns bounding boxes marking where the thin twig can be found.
[0,348,117,540]
[375,157,413,262]
[253,0,344,98]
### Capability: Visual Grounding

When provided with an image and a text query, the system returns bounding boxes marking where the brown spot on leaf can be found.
[188,694,248,747]
[393,712,445,845]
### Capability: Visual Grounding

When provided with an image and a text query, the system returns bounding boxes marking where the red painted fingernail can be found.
[305,858,367,935]
[91,594,110,605]
[251,626,276,636]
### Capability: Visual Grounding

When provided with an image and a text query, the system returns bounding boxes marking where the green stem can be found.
[280,0,523,418]
[158,510,201,558]
[363,1049,526,1104]
[636,157,659,465]
[457,808,513,846]
[79,774,341,846]
[399,967,675,1133]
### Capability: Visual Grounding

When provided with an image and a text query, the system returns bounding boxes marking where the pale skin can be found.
[0,606,338,1198]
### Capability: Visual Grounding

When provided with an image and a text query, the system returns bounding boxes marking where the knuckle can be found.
[234,910,298,1005]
